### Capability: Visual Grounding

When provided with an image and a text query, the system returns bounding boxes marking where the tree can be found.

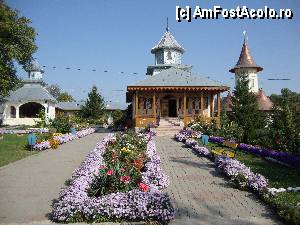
[231,74,265,144]
[112,109,126,128]
[46,84,74,102]
[270,88,300,153]
[57,92,75,102]
[46,84,61,99]
[81,86,105,119]
[0,1,37,99]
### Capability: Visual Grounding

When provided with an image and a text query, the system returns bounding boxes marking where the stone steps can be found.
[155,118,183,136]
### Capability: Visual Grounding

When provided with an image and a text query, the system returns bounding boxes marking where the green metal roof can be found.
[130,68,227,87]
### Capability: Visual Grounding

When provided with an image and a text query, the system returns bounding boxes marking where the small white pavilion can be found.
[2,60,56,126]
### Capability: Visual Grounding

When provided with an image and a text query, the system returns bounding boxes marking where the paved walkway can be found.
[0,131,108,224]
[155,136,281,225]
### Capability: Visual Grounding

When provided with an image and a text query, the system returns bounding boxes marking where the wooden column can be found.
[183,92,186,117]
[135,92,139,118]
[153,93,156,118]
[217,93,221,117]
[200,92,204,116]
[211,94,215,117]
[176,95,178,116]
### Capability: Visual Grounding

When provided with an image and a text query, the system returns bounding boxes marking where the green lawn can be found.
[0,134,37,167]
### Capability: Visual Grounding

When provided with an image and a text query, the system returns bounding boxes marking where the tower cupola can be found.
[151,22,185,65]
[27,60,44,80]
[230,34,263,93]
[146,20,191,76]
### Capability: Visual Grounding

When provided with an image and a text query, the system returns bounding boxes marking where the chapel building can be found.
[126,25,229,127]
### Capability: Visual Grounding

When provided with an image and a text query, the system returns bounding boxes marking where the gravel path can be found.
[155,136,281,225]
[0,131,108,224]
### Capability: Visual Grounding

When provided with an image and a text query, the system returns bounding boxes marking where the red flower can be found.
[99,165,106,169]
[106,169,114,176]
[120,175,131,184]
[138,182,149,192]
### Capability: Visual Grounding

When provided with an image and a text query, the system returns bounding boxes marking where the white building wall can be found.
[29,71,43,80]
[2,100,55,126]
[163,49,182,64]
[155,49,182,65]
[235,68,259,93]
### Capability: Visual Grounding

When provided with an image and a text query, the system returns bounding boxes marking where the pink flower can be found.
[99,165,106,169]
[106,169,114,176]
[138,182,149,192]
[120,175,131,184]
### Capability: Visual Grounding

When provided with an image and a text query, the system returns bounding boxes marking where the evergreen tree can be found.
[270,89,300,153]
[231,74,264,143]
[81,86,105,119]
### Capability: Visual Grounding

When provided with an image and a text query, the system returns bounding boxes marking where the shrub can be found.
[50,115,71,134]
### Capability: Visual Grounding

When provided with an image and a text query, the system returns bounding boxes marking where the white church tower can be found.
[27,60,44,80]
[146,19,192,76]
[229,35,263,93]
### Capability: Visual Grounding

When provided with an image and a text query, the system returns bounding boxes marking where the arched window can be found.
[19,102,44,118]
[10,106,16,118]
[167,51,172,60]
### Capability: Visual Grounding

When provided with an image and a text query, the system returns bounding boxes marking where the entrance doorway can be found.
[168,99,177,117]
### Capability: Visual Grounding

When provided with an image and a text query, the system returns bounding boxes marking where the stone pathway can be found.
[155,136,281,225]
[0,131,108,225]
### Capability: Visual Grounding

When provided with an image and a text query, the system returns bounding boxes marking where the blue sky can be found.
[7,0,300,105]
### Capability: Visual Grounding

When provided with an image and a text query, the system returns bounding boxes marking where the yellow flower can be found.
[121,147,132,154]
[50,139,60,149]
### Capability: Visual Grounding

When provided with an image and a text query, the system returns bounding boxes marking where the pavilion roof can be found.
[5,80,56,103]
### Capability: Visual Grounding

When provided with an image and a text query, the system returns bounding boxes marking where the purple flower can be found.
[185,138,197,147]
[192,145,212,157]
[215,156,268,192]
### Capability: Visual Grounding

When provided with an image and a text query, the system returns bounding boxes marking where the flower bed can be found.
[0,128,49,134]
[208,136,300,168]
[177,134,268,193]
[174,129,201,142]
[51,132,175,223]
[33,128,95,151]
[215,156,268,192]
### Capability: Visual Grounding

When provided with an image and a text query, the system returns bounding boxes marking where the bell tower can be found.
[229,33,263,93]
[146,19,191,76]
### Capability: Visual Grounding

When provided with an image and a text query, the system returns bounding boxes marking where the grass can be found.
[0,134,37,167]
[204,141,300,224]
